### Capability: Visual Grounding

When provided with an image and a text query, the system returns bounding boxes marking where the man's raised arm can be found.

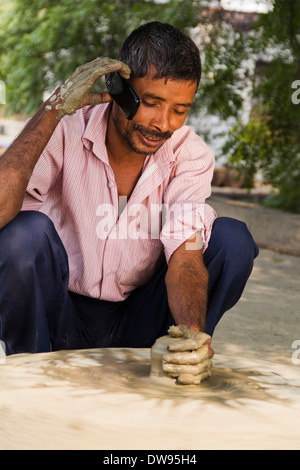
[0,102,60,229]
[0,57,130,229]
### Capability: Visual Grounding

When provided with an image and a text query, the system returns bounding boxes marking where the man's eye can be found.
[142,100,156,107]
[174,109,185,115]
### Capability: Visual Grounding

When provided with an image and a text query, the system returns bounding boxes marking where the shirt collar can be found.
[81,103,111,164]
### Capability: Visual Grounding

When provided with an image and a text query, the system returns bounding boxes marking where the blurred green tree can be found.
[216,0,300,212]
[1,0,300,212]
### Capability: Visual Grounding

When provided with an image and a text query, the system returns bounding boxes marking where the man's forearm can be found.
[0,101,59,229]
[0,57,131,230]
[165,234,209,333]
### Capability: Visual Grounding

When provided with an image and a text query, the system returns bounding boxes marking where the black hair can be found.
[117,21,201,88]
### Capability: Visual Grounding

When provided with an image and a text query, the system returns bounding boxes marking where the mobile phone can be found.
[106,72,140,120]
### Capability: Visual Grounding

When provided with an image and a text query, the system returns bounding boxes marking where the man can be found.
[0,22,258,377]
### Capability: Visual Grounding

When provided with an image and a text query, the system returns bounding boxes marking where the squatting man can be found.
[0,22,258,384]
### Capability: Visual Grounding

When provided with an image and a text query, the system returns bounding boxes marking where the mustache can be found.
[132,123,172,140]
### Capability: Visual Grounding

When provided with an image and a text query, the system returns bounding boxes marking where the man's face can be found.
[111,71,198,156]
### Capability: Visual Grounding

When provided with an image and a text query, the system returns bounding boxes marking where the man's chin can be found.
[133,134,168,156]
[129,138,166,156]
[112,113,168,156]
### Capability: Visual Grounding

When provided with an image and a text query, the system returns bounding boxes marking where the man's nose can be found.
[150,108,170,133]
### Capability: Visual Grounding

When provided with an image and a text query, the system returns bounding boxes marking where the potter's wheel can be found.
[1,347,300,449]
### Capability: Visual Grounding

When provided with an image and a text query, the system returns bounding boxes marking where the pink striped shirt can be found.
[22,103,216,301]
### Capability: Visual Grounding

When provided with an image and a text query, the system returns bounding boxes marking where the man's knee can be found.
[207,216,259,268]
[0,211,61,271]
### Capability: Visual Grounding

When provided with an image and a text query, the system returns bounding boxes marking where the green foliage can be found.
[1,0,300,212]
[223,113,274,189]
[220,0,300,212]
[196,26,247,119]
[0,0,201,114]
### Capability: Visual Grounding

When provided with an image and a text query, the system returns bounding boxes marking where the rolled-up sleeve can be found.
[160,127,216,263]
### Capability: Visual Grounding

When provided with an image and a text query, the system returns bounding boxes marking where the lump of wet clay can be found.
[150,325,213,385]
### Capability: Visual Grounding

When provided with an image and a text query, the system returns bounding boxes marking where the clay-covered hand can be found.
[150,325,213,385]
[46,57,131,120]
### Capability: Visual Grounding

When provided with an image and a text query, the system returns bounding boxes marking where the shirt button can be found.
[108,181,114,187]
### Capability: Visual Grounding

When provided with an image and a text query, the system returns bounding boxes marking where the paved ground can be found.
[0,181,299,449]
[213,247,300,361]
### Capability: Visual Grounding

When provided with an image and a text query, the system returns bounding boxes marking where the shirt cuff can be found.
[160,202,216,263]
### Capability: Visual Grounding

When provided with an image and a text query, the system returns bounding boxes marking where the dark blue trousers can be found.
[0,211,258,355]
